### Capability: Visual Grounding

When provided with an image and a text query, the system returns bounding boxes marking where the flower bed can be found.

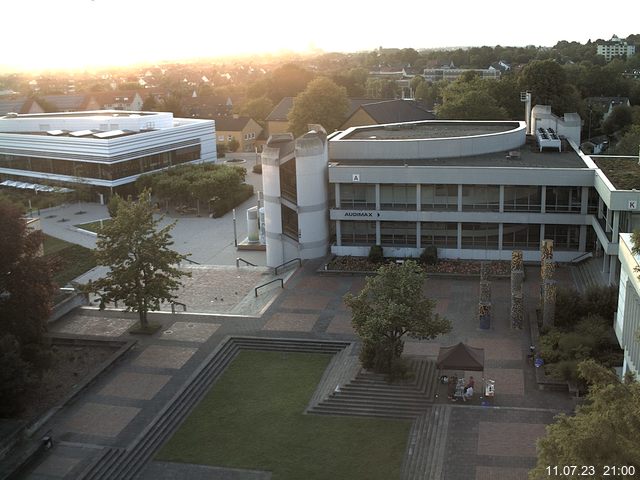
[325,256,510,277]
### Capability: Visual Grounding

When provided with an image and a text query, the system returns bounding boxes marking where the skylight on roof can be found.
[69,129,96,137]
[93,129,127,139]
[46,130,65,136]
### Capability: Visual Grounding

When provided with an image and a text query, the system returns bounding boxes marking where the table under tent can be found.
[436,342,494,402]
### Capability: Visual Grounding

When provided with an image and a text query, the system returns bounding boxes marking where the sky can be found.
[3,0,640,72]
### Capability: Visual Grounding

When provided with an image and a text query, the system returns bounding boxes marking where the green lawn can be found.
[75,219,111,233]
[157,350,411,480]
[43,235,96,286]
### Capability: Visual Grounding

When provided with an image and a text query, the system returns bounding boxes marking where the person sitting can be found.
[462,385,474,402]
[464,376,475,392]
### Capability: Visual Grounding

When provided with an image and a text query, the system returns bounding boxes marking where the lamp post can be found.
[232,208,238,247]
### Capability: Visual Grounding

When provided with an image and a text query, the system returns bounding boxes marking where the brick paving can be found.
[21,260,580,480]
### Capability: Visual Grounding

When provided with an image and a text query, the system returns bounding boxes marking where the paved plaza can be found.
[16,254,580,480]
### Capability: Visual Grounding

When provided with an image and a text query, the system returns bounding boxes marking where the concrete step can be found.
[310,404,420,420]
[79,337,352,479]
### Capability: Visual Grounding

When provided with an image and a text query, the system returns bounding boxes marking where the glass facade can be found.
[502,223,541,250]
[380,184,416,210]
[279,158,297,203]
[545,186,582,213]
[380,221,416,246]
[281,205,298,240]
[340,184,376,209]
[544,224,580,250]
[421,184,457,210]
[503,186,542,212]
[340,221,376,246]
[420,222,458,248]
[461,185,500,211]
[461,223,500,249]
[0,145,200,181]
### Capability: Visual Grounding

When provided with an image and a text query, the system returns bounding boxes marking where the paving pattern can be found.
[20,261,578,480]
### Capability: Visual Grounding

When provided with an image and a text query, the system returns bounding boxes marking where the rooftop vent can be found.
[5,112,18,118]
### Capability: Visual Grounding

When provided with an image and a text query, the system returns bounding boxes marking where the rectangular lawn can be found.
[157,350,411,479]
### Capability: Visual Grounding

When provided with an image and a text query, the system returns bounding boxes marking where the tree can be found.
[88,191,190,330]
[602,105,634,135]
[227,137,240,153]
[529,360,640,479]
[613,125,640,155]
[288,77,349,137]
[518,60,580,114]
[343,260,451,373]
[240,95,273,127]
[0,200,55,415]
[438,77,508,120]
[142,95,157,111]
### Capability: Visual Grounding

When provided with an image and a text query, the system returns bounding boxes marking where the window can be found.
[341,221,376,245]
[340,184,375,209]
[380,184,416,210]
[218,135,224,142]
[544,224,579,251]
[461,185,500,211]
[545,187,581,213]
[420,222,457,248]
[461,223,499,249]
[502,223,541,250]
[421,184,457,210]
[503,186,542,212]
[380,222,416,247]
[280,159,297,202]
[228,135,233,141]
[281,205,298,240]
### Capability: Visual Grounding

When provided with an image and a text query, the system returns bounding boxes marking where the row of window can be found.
[338,184,598,214]
[339,221,580,251]
[0,146,201,181]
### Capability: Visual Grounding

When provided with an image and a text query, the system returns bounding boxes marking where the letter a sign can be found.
[352,174,360,182]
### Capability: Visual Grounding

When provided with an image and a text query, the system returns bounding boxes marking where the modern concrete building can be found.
[616,233,640,378]
[261,127,330,268]
[261,107,640,286]
[0,110,216,196]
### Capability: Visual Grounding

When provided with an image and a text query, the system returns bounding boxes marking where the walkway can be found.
[20,261,577,480]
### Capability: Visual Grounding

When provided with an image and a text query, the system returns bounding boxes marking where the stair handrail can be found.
[183,257,201,265]
[170,301,187,314]
[236,257,257,267]
[274,257,302,275]
[570,251,593,264]
[255,278,284,297]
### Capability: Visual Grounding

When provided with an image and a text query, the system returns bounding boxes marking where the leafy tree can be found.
[529,360,640,479]
[159,96,184,117]
[365,78,399,99]
[142,95,157,111]
[518,60,580,114]
[240,95,273,127]
[227,137,240,153]
[88,191,190,330]
[602,105,634,135]
[613,125,640,155]
[288,77,349,137]
[0,201,55,415]
[438,77,508,120]
[343,260,451,373]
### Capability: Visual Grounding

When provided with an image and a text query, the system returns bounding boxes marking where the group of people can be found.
[447,375,475,402]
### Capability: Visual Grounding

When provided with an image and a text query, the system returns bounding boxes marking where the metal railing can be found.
[274,257,301,275]
[570,251,593,264]
[171,301,187,314]
[255,278,283,297]
[236,257,257,267]
[183,257,201,265]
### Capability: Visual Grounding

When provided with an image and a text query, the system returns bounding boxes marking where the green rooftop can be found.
[593,156,640,190]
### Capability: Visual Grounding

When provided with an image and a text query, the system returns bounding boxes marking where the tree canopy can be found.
[0,201,55,416]
[343,260,451,373]
[88,191,189,329]
[438,76,509,120]
[288,77,349,137]
[529,360,640,479]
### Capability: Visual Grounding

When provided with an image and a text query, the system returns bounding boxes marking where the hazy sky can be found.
[3,0,639,72]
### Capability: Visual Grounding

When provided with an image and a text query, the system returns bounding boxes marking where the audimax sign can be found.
[343,211,381,218]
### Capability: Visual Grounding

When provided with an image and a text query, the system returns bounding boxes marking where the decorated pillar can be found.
[510,250,524,329]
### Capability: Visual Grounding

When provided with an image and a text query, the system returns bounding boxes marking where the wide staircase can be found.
[571,256,610,293]
[77,336,350,480]
[307,358,439,419]
[401,405,451,480]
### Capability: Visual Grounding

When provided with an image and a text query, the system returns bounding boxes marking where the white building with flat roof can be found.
[0,110,216,194]
[616,233,640,378]
[597,35,636,61]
